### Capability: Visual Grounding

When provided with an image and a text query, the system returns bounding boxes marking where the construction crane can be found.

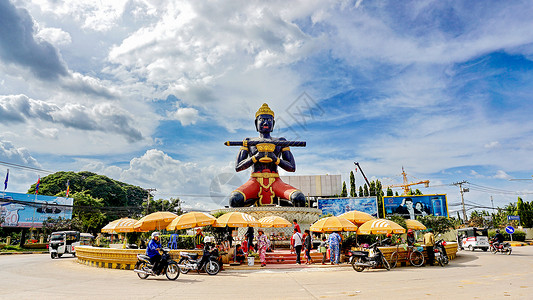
[384,167,429,195]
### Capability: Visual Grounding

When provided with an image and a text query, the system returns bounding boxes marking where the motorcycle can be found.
[349,241,391,272]
[489,240,512,255]
[134,248,180,280]
[434,238,449,267]
[178,247,220,275]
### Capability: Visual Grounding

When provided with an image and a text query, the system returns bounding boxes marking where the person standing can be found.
[194,228,205,249]
[406,229,416,246]
[293,219,301,233]
[292,228,303,264]
[424,228,435,265]
[245,226,255,251]
[319,236,328,265]
[328,231,341,265]
[303,229,313,264]
[257,229,270,267]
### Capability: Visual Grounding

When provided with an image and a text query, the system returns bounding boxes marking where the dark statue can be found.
[225,103,306,207]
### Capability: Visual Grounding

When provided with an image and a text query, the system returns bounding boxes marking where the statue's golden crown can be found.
[255,103,275,118]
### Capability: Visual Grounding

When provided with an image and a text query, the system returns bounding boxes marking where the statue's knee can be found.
[290,191,306,207]
[229,191,244,207]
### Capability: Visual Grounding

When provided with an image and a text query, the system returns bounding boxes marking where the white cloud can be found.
[169,107,199,126]
[485,141,500,149]
[36,27,72,46]
[493,170,511,180]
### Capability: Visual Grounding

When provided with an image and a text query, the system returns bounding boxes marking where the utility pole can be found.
[453,181,468,222]
[491,195,495,214]
[145,188,157,214]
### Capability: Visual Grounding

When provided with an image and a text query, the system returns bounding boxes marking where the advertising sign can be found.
[383,194,448,219]
[318,197,378,217]
[507,215,520,221]
[0,192,73,228]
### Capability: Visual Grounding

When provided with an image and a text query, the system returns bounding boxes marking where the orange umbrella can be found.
[166,212,216,230]
[113,218,137,233]
[338,210,375,225]
[405,219,426,230]
[357,219,406,235]
[310,216,358,233]
[133,211,178,232]
[258,216,292,228]
[213,212,260,227]
[101,218,122,233]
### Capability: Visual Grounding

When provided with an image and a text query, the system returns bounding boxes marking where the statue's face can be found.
[256,114,274,133]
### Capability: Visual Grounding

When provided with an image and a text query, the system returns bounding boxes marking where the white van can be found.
[457,227,489,251]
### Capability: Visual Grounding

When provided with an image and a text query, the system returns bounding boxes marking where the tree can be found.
[363,184,369,197]
[417,216,455,235]
[358,186,364,197]
[143,197,183,215]
[517,197,533,228]
[341,182,348,197]
[349,171,356,197]
[72,192,106,234]
[386,188,393,196]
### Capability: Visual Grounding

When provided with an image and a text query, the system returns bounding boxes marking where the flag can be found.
[66,180,70,197]
[35,177,41,195]
[4,169,8,191]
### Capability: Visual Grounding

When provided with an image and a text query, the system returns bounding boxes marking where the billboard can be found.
[318,197,378,217]
[383,194,448,219]
[1,192,73,228]
[280,175,342,197]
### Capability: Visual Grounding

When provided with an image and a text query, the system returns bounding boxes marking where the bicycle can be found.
[389,245,425,268]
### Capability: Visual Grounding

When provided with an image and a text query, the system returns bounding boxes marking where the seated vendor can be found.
[235,244,246,263]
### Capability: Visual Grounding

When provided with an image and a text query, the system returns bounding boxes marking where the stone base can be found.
[210,206,322,238]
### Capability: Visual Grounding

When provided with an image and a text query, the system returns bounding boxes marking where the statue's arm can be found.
[235,148,254,172]
[278,148,296,172]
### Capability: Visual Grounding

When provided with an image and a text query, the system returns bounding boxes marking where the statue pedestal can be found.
[211,206,322,241]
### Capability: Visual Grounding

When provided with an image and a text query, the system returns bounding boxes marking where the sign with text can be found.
[507,215,520,221]
[383,194,448,219]
[318,197,378,217]
[1,192,73,228]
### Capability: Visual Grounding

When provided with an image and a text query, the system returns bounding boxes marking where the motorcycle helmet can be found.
[496,229,500,233]
[151,231,160,239]
[408,229,413,234]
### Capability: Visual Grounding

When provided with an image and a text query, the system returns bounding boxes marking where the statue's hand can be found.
[252,152,279,164]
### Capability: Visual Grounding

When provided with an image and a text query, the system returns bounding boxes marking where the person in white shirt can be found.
[292,229,303,264]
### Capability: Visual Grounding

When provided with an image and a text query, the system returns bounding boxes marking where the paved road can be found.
[1,247,532,300]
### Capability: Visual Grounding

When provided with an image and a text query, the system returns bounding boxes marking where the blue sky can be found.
[1,0,533,214]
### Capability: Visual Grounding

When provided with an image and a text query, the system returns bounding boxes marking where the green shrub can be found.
[488,229,525,242]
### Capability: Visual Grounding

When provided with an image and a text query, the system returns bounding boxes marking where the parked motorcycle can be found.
[350,241,390,272]
[178,247,220,275]
[489,240,512,255]
[434,238,449,267]
[134,248,180,280]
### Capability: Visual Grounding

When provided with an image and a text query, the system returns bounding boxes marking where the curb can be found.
[508,241,533,247]
[0,251,48,255]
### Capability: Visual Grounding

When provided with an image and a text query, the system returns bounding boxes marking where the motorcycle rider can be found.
[146,231,164,274]
[493,229,505,249]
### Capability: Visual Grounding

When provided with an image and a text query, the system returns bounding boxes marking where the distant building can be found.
[280,175,342,197]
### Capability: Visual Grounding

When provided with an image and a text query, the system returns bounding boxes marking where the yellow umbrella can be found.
[213,212,260,227]
[101,218,122,233]
[405,219,427,230]
[339,210,376,225]
[357,219,406,235]
[310,216,358,233]
[258,216,292,228]
[133,211,178,232]
[166,212,216,230]
[113,218,137,233]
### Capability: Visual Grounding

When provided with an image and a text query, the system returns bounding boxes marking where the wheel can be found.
[382,257,391,271]
[443,255,449,265]
[490,246,497,254]
[134,261,149,279]
[57,254,63,258]
[205,261,220,275]
[507,248,512,255]
[409,250,425,267]
[352,257,365,272]
[72,252,76,257]
[50,252,57,259]
[482,247,488,252]
[436,254,444,267]
[178,257,190,274]
[468,245,474,252]
[165,263,180,280]
[389,252,398,269]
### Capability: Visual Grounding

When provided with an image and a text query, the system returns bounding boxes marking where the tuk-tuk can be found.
[49,231,81,259]
[457,227,489,251]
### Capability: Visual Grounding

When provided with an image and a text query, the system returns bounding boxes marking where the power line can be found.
[0,160,54,174]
